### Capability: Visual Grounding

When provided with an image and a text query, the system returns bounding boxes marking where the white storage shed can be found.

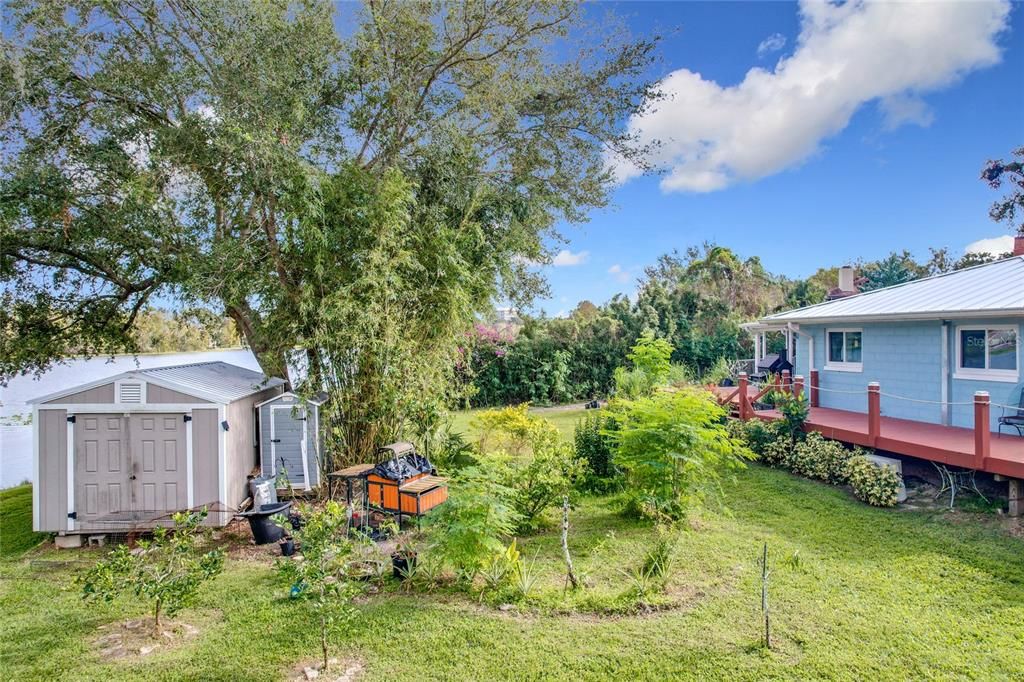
[28,362,284,536]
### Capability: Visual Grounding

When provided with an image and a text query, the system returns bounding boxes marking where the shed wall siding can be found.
[795,319,1022,430]
[44,383,115,405]
[36,408,69,532]
[148,385,211,404]
[225,387,281,508]
[192,408,221,511]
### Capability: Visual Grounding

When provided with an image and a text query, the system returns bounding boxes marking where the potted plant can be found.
[279,534,296,557]
[391,538,418,579]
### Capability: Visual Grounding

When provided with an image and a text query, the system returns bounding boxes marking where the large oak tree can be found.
[1,0,659,462]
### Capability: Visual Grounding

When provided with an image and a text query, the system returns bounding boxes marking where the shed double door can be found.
[74,413,187,525]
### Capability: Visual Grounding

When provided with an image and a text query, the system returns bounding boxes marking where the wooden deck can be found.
[754,406,1024,479]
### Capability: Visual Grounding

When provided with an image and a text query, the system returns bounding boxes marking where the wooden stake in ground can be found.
[760,542,771,649]
[562,496,579,590]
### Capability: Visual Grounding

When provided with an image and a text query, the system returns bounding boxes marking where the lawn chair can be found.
[997,384,1024,437]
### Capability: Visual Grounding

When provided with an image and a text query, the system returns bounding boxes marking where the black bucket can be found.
[242,502,292,545]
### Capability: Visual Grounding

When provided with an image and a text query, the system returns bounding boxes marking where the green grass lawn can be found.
[2,410,1024,680]
[0,484,46,556]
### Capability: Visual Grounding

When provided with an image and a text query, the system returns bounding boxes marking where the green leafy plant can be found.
[774,392,810,444]
[845,455,902,507]
[790,432,854,484]
[607,389,753,519]
[627,333,674,384]
[425,465,520,582]
[621,526,677,602]
[513,550,541,600]
[574,411,618,486]
[80,508,224,636]
[480,540,522,596]
[490,432,585,532]
[276,501,362,672]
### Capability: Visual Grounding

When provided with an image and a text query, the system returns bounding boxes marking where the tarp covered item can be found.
[371,454,434,482]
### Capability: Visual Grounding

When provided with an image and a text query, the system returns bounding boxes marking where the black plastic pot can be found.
[279,538,295,556]
[392,552,417,579]
[242,501,292,545]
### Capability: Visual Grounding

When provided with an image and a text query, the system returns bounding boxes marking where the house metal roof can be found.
[30,361,285,405]
[762,256,1024,324]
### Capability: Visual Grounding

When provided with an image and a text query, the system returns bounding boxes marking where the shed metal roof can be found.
[762,256,1024,324]
[30,361,284,405]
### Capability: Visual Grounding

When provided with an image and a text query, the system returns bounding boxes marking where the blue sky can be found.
[534,1,1024,316]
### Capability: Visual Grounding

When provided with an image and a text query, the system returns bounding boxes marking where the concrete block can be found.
[55,533,83,549]
[88,535,107,547]
[864,454,908,503]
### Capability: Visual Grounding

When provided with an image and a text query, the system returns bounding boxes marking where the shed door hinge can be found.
[67,415,76,423]
[67,511,77,520]
[183,415,192,423]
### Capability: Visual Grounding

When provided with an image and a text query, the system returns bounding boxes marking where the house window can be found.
[956,326,1018,381]
[825,329,863,372]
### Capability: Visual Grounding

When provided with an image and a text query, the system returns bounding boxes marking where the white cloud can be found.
[552,249,589,266]
[612,0,1010,192]
[608,264,632,283]
[757,33,787,58]
[965,235,1014,256]
[878,94,935,131]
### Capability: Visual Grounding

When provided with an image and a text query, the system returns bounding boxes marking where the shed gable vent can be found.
[118,382,144,404]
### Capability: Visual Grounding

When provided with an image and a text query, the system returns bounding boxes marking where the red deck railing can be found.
[717,373,1024,480]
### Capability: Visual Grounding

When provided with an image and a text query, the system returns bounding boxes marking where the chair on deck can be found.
[998,385,1024,437]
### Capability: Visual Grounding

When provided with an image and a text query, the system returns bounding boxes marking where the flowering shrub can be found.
[845,455,902,507]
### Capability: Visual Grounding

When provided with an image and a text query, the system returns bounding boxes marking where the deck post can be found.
[781,369,791,395]
[1008,479,1021,518]
[809,369,820,408]
[738,372,750,421]
[867,382,881,446]
[793,375,804,400]
[974,392,991,470]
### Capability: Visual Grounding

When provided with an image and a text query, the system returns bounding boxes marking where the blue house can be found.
[747,247,1024,434]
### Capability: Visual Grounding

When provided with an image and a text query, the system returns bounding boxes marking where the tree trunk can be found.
[154,599,162,637]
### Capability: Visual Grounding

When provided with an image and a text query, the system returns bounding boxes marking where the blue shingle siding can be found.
[795,319,1022,431]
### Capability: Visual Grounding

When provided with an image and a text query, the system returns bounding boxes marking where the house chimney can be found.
[838,265,855,292]
[1014,235,1024,257]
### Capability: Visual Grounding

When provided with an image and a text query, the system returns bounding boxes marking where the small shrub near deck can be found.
[845,455,902,507]
[791,432,854,485]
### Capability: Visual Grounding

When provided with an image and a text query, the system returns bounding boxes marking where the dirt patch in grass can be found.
[91,617,201,661]
[289,657,364,682]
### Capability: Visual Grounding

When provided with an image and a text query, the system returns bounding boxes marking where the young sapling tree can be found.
[80,508,224,636]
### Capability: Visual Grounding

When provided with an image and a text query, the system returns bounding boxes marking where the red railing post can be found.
[867,382,881,446]
[793,375,804,400]
[809,369,820,408]
[738,372,749,421]
[781,369,791,395]
[974,392,991,470]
